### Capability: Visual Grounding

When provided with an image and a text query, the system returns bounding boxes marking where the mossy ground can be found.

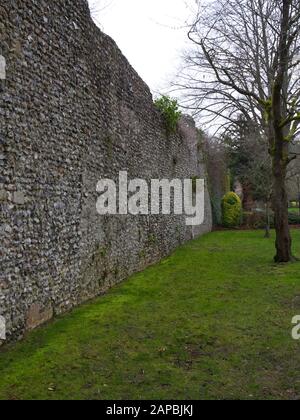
[1,230,300,400]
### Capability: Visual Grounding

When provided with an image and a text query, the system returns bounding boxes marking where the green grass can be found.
[289,207,300,215]
[1,230,300,400]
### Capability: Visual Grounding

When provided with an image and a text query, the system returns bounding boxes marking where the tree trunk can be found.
[273,169,292,262]
[264,201,271,239]
[272,139,292,263]
[270,0,293,263]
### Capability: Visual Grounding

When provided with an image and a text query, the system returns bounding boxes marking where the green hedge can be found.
[222,192,242,228]
[288,212,300,225]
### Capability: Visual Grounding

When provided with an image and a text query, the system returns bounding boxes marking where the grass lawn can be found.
[289,207,300,215]
[1,230,300,400]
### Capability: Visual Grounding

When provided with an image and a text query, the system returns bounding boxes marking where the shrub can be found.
[242,211,274,229]
[222,192,242,228]
[154,95,181,134]
[242,210,300,229]
[288,212,300,225]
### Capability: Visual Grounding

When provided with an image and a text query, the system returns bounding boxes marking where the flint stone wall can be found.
[0,0,212,343]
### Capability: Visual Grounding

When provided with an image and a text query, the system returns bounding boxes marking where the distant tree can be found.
[201,134,229,225]
[286,142,300,206]
[224,118,273,237]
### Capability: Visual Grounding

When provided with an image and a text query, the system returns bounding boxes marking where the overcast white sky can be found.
[88,0,193,95]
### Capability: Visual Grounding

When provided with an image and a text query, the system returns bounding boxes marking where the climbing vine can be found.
[154,95,181,134]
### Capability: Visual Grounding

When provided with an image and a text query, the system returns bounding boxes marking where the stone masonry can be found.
[0,0,212,343]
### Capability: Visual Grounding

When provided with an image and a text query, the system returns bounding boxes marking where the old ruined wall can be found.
[0,0,212,342]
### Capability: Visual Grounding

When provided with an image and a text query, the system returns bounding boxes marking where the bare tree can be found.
[89,0,114,27]
[177,0,300,262]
